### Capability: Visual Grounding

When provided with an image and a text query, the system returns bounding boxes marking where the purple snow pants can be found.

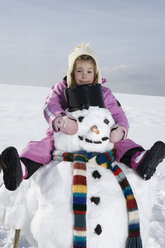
[20,128,142,164]
[20,128,55,164]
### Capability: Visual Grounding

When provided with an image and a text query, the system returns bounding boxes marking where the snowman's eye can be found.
[78,116,84,122]
[104,119,109,125]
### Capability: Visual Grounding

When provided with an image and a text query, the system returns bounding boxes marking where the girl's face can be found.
[74,61,95,85]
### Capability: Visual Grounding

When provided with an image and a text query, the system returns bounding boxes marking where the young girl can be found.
[0,43,165,191]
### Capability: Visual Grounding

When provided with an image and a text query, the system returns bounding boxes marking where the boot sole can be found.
[2,147,22,190]
[137,141,165,180]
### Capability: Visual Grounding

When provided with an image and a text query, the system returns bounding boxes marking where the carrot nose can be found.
[91,125,100,134]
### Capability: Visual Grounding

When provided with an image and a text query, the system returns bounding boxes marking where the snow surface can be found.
[0,84,165,247]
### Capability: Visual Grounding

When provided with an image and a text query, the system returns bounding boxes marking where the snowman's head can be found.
[54,106,115,153]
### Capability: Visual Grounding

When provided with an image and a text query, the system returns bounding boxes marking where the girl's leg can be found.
[20,128,55,164]
[0,128,55,191]
[19,128,55,179]
[114,139,144,163]
[115,139,165,180]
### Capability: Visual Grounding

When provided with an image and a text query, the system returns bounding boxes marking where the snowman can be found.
[0,85,158,248]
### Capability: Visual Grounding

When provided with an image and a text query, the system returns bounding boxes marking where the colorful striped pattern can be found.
[53,149,142,248]
[73,152,88,248]
[96,151,142,248]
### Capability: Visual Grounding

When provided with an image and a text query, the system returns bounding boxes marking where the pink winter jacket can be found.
[44,78,129,131]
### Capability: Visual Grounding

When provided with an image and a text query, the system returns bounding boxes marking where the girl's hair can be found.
[70,55,98,87]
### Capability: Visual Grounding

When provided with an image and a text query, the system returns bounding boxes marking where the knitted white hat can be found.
[67,43,102,87]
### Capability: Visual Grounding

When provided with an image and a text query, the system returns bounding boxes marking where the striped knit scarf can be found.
[53,150,143,248]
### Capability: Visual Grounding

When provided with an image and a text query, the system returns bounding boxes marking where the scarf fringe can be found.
[126,236,143,248]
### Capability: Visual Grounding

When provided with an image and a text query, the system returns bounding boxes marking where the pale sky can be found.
[0,0,165,96]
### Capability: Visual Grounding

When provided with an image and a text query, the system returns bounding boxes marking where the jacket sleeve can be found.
[103,86,130,131]
[44,80,68,128]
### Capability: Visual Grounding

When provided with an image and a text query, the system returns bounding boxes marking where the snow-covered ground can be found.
[0,84,164,247]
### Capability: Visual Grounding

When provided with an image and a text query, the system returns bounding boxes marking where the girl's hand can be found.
[53,115,78,135]
[110,124,127,143]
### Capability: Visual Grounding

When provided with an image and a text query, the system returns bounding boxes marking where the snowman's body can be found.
[0,107,157,248]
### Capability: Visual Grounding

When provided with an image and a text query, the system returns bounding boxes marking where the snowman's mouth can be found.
[78,136,109,144]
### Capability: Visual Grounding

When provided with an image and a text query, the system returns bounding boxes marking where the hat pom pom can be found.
[126,236,143,248]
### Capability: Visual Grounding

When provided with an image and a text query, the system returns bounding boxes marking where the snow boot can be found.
[1,146,23,191]
[133,141,165,180]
